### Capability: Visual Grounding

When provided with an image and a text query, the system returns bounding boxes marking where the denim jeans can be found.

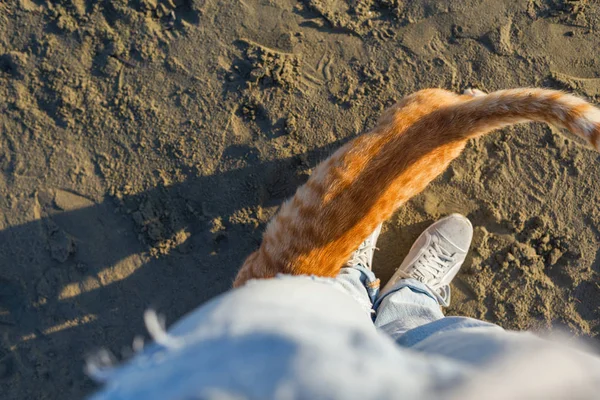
[89,265,600,400]
[335,265,499,343]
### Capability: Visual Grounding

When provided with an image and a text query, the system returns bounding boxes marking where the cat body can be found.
[233,88,600,287]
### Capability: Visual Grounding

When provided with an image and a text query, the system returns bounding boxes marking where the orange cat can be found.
[233,88,600,287]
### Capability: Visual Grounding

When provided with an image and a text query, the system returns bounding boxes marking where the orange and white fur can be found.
[233,88,600,287]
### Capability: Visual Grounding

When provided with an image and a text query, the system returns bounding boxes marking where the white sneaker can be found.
[381,214,473,307]
[346,223,383,270]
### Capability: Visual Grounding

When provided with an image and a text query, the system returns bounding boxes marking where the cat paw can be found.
[464,88,486,97]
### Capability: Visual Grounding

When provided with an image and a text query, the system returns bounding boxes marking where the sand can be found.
[0,0,599,398]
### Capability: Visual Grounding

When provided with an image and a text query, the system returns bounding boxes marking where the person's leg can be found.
[374,214,495,342]
[334,265,379,316]
[86,277,389,400]
[374,278,445,340]
[87,276,600,400]
[333,224,382,316]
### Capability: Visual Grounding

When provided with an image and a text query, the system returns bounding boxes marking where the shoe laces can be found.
[407,236,455,284]
[347,238,378,268]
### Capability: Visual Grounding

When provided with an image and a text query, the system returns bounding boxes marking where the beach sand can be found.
[0,0,599,398]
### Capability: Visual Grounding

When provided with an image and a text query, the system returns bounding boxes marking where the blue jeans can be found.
[335,265,498,343]
[89,265,600,399]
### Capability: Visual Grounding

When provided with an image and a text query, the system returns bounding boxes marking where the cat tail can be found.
[454,88,600,151]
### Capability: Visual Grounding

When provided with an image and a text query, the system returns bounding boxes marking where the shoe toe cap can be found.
[435,214,473,252]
